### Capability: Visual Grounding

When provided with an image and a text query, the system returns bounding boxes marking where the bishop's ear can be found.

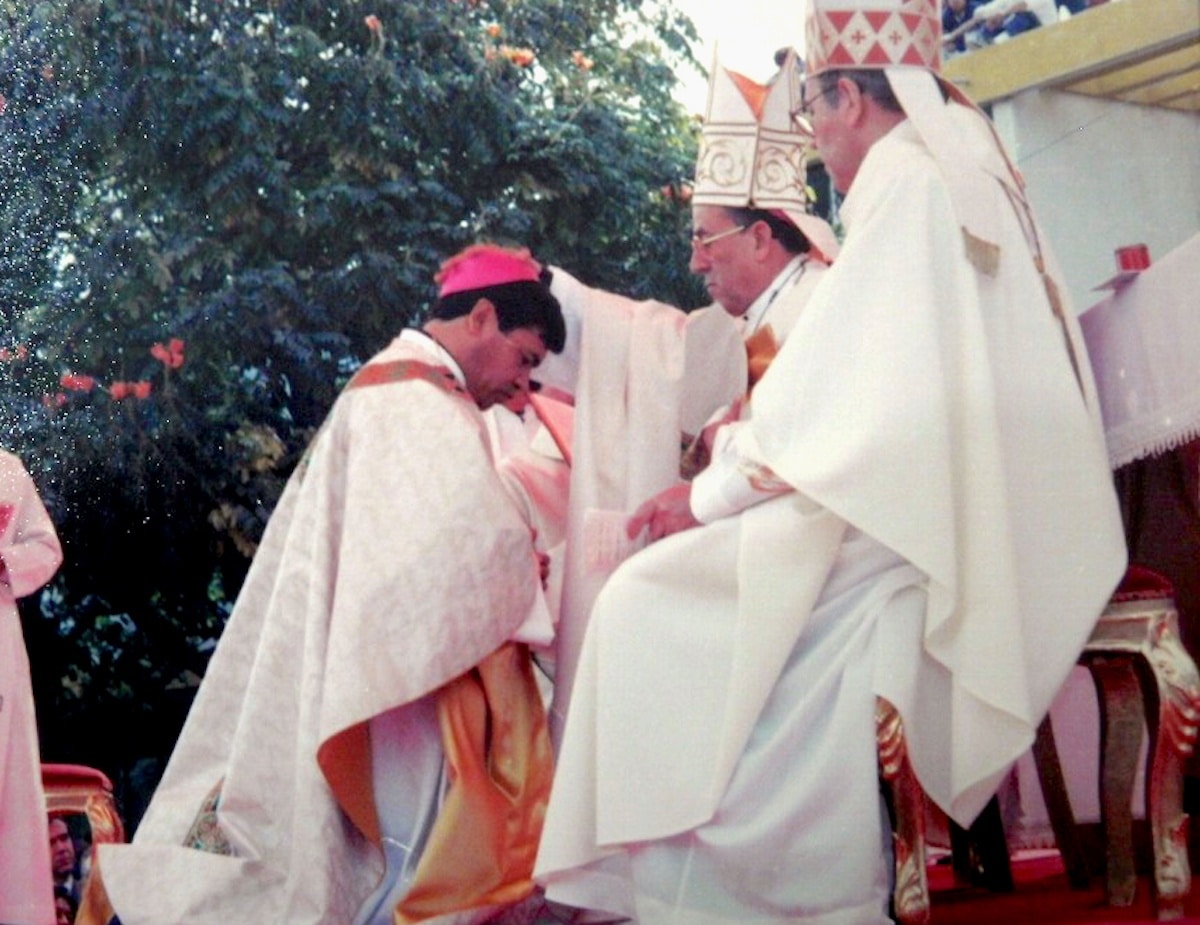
[466,297,498,334]
[839,76,867,123]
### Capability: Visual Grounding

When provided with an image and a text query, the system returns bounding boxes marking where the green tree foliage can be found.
[0,0,706,805]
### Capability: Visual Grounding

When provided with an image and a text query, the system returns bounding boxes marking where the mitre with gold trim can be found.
[694,48,839,264]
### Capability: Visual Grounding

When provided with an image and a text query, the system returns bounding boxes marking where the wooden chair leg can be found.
[1031,715,1092,889]
[877,697,930,925]
[1141,615,1200,919]
[1081,590,1200,919]
[1089,653,1145,907]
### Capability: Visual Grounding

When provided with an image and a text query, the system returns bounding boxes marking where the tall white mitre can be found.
[694,48,840,263]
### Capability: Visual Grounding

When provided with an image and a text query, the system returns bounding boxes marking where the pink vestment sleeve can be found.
[0,452,63,602]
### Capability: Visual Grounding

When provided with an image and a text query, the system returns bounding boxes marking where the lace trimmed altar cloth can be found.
[1080,233,1200,469]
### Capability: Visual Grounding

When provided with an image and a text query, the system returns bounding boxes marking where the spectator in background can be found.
[943,0,985,56]
[49,818,83,906]
[0,448,64,925]
[974,0,1056,42]
[946,0,1074,55]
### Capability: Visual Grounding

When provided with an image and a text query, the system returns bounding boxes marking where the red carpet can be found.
[928,852,1200,924]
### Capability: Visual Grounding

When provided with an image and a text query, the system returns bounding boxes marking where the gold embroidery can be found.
[346,359,467,397]
[183,779,236,856]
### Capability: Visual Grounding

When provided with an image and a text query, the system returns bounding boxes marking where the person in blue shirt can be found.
[942,0,984,55]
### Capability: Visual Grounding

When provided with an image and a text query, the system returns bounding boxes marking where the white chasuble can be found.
[752,119,1126,828]
[89,336,542,925]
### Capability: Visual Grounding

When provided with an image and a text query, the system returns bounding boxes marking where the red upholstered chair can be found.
[42,763,125,845]
[879,565,1200,923]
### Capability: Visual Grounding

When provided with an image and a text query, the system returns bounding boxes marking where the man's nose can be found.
[689,248,710,274]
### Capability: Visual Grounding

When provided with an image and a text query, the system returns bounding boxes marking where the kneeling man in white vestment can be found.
[79,244,568,925]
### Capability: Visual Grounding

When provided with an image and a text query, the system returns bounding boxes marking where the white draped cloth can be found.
[758,118,1125,826]
[0,450,63,925]
[534,262,828,749]
[536,115,1127,923]
[1079,232,1200,469]
[93,333,539,925]
[535,269,747,747]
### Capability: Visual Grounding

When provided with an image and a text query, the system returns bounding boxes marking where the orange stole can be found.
[74,857,115,925]
[743,324,779,391]
[346,358,467,398]
[320,642,554,922]
[397,642,554,921]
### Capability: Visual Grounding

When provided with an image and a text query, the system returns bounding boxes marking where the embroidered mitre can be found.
[694,49,839,263]
[803,0,1011,275]
[805,0,940,72]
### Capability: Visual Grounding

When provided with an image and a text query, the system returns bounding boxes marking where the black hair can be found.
[724,207,811,255]
[431,280,566,353]
[817,68,903,114]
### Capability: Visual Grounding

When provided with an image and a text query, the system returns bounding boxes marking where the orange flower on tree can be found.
[660,182,693,204]
[150,337,185,369]
[502,46,536,67]
[571,51,594,71]
[485,23,502,38]
[41,393,67,409]
[364,14,382,33]
[111,380,152,400]
[60,373,96,392]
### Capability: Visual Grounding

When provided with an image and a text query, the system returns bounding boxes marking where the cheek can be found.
[812,118,834,148]
[813,125,843,170]
[498,360,522,386]
[707,254,731,280]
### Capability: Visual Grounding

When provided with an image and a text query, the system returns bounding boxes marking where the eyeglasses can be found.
[794,82,840,119]
[690,224,748,252]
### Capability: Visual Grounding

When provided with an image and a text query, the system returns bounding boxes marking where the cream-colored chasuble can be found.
[83,335,548,925]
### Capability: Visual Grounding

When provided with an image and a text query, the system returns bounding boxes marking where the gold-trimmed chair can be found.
[878,565,1200,923]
